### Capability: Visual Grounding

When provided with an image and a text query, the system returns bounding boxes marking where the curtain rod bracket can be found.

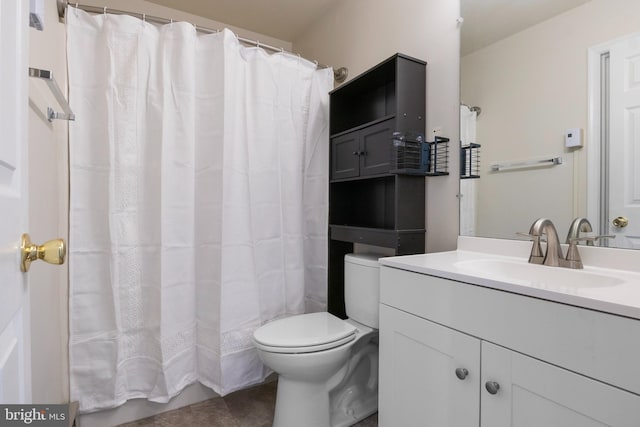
[461,103,481,116]
[57,0,67,20]
[334,67,348,83]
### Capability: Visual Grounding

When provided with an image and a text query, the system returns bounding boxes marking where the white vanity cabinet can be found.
[379,304,480,426]
[480,341,640,426]
[378,265,640,427]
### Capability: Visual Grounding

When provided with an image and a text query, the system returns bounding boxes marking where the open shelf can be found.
[329,175,425,231]
[330,53,426,136]
[330,177,395,229]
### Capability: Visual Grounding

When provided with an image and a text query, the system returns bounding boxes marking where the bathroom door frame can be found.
[0,0,31,404]
[588,31,640,247]
[586,39,609,239]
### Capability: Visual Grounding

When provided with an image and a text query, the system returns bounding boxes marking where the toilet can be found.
[252,253,382,427]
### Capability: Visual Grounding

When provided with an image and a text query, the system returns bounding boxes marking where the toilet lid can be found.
[253,312,357,353]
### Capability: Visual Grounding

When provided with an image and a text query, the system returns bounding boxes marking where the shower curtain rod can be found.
[56,0,349,83]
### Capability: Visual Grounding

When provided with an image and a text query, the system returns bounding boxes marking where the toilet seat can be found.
[253,312,357,354]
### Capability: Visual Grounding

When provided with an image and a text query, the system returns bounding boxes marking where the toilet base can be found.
[330,338,379,427]
[270,333,379,427]
[331,382,378,427]
[272,363,378,427]
[273,377,331,427]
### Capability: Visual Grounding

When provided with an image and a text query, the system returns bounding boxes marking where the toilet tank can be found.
[344,253,384,329]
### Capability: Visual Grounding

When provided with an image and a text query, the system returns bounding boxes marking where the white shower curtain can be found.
[67,9,332,412]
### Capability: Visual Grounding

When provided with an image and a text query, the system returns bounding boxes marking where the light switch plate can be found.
[565,128,583,148]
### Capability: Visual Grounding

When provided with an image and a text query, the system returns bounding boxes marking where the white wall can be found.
[294,0,462,253]
[461,0,640,240]
[28,0,70,405]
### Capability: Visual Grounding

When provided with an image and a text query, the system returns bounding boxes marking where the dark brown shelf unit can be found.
[328,53,427,318]
[330,226,425,254]
[329,53,426,137]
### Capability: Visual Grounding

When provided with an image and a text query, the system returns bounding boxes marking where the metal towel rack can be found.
[28,67,75,122]
[490,156,563,172]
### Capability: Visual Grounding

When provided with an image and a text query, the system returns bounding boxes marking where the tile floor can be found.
[118,380,378,427]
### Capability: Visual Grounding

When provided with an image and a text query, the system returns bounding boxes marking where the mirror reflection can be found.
[459,0,640,249]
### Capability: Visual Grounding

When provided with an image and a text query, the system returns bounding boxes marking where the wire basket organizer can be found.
[460,143,481,179]
[391,132,449,176]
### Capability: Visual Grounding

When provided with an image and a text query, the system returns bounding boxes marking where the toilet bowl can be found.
[252,253,383,427]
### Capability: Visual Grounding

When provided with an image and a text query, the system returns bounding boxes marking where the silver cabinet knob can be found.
[485,381,500,395]
[455,368,469,380]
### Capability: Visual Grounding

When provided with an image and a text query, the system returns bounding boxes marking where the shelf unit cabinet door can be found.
[379,304,480,427]
[331,132,360,180]
[481,341,640,427]
[359,119,395,177]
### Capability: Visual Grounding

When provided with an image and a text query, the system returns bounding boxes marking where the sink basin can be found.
[378,237,640,320]
[454,258,625,291]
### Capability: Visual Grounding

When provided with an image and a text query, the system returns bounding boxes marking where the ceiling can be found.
[145,0,341,41]
[460,0,592,55]
[147,0,592,54]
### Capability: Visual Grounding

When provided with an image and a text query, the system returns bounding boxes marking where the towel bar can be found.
[490,156,563,172]
[28,67,75,122]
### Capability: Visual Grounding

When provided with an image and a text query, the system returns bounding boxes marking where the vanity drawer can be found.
[380,265,640,396]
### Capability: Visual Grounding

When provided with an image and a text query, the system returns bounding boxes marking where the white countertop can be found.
[379,236,640,320]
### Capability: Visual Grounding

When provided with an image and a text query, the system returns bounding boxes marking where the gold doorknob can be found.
[20,233,66,273]
[612,216,629,228]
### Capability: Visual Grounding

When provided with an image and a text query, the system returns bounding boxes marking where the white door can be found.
[481,341,640,427]
[609,33,640,248]
[0,0,31,404]
[378,304,480,427]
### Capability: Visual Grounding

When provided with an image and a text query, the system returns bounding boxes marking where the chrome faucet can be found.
[528,218,564,267]
[519,218,614,269]
[566,217,593,246]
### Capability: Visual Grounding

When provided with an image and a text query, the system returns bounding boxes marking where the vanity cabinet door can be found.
[379,304,480,427]
[481,341,640,427]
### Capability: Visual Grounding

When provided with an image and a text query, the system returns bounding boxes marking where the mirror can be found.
[459,0,640,249]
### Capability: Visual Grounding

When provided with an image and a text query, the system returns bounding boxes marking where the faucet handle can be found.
[516,232,540,241]
[568,235,615,245]
[516,232,544,263]
[517,231,546,242]
[516,232,540,244]
[565,235,615,269]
